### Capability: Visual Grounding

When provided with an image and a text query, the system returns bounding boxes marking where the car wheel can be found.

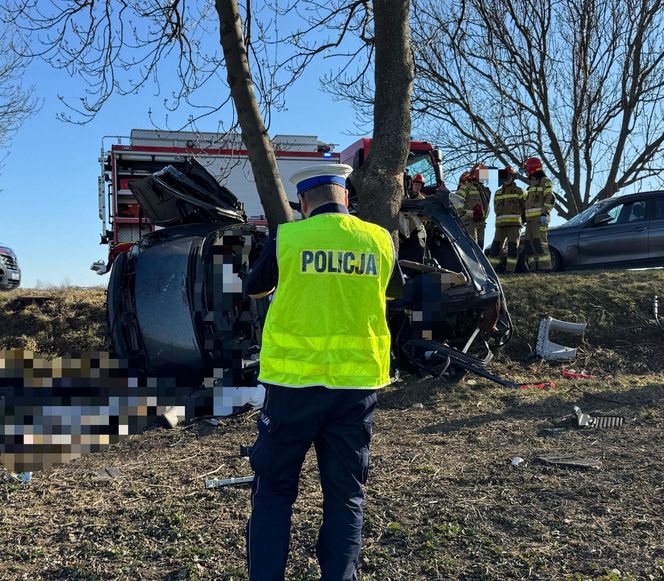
[516,250,530,273]
[516,248,561,273]
[549,248,563,272]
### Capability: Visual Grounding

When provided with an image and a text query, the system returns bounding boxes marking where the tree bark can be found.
[352,0,414,238]
[216,0,292,229]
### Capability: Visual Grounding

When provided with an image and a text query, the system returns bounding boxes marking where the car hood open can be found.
[129,159,246,227]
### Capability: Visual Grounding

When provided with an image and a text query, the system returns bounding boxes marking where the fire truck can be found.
[340,137,445,192]
[92,129,340,274]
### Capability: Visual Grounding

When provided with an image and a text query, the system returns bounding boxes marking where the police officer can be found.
[245,164,404,581]
[523,157,555,271]
[488,166,526,274]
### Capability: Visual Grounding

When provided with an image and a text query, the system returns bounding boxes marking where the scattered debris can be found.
[540,427,567,436]
[562,369,596,379]
[205,475,254,489]
[92,467,122,481]
[160,406,184,429]
[536,452,601,470]
[6,471,33,483]
[654,295,664,335]
[411,402,424,409]
[536,316,587,361]
[519,381,556,390]
[574,405,593,427]
[574,405,625,429]
[511,456,525,466]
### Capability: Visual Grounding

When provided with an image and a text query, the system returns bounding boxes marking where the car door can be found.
[648,194,664,261]
[578,199,649,266]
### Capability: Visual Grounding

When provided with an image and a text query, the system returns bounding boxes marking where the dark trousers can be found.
[246,385,377,581]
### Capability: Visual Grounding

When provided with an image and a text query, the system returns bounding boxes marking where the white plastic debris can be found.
[511,457,525,466]
[205,475,254,489]
[536,316,587,362]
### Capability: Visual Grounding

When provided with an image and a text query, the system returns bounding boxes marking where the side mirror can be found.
[433,149,443,163]
[592,212,611,226]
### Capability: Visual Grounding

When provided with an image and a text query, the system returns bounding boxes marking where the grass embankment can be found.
[0,272,663,580]
[502,270,664,373]
[0,287,107,356]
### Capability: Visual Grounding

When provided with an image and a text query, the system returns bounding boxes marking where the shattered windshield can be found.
[557,199,611,228]
[406,150,437,187]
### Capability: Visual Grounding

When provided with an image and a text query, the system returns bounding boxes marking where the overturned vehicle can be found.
[107,161,513,416]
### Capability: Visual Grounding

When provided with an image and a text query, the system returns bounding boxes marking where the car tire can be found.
[550,248,563,272]
[516,250,530,273]
[516,248,562,273]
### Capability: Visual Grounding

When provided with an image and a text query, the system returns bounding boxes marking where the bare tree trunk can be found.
[216,0,292,229]
[352,0,414,238]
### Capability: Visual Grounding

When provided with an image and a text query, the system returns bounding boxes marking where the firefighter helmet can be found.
[524,157,543,176]
[412,173,425,184]
[458,171,471,185]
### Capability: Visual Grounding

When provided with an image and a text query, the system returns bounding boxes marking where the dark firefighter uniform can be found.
[457,180,489,247]
[488,172,526,273]
[524,158,555,271]
[245,164,404,581]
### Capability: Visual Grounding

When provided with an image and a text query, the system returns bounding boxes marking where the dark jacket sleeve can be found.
[386,247,405,299]
[245,236,278,296]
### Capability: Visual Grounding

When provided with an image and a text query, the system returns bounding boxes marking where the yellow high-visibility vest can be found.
[258,213,395,389]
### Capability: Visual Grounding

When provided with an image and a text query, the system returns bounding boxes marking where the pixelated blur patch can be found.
[0,350,205,473]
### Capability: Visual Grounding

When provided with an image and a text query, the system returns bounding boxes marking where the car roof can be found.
[610,190,664,203]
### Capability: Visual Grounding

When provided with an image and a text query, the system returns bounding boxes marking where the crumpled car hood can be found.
[129,159,246,227]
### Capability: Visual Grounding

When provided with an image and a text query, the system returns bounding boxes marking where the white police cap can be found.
[290,163,353,194]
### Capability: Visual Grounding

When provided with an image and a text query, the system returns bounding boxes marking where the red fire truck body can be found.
[340,138,444,188]
[93,129,339,273]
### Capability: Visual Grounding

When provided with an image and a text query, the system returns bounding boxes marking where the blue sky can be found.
[0,6,563,289]
[0,48,360,288]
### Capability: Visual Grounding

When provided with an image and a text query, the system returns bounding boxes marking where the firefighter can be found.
[245,164,404,581]
[488,166,526,274]
[523,157,555,271]
[457,171,471,190]
[409,173,425,199]
[457,165,489,248]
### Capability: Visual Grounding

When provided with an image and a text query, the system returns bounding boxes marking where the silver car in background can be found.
[0,243,20,290]
[518,190,664,271]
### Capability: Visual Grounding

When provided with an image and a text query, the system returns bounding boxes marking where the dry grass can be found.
[1,273,664,580]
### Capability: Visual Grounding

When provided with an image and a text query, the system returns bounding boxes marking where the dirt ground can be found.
[1,272,664,580]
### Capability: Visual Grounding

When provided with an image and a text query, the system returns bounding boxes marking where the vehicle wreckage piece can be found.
[109,163,515,407]
[573,405,625,429]
[536,316,587,361]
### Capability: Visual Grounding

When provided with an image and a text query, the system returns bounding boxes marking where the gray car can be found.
[0,243,20,290]
[518,190,664,271]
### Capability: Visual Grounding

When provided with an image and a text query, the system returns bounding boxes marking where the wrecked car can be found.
[107,161,513,414]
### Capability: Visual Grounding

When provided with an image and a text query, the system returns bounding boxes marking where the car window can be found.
[653,196,664,220]
[406,152,437,187]
[559,200,611,228]
[605,200,646,225]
